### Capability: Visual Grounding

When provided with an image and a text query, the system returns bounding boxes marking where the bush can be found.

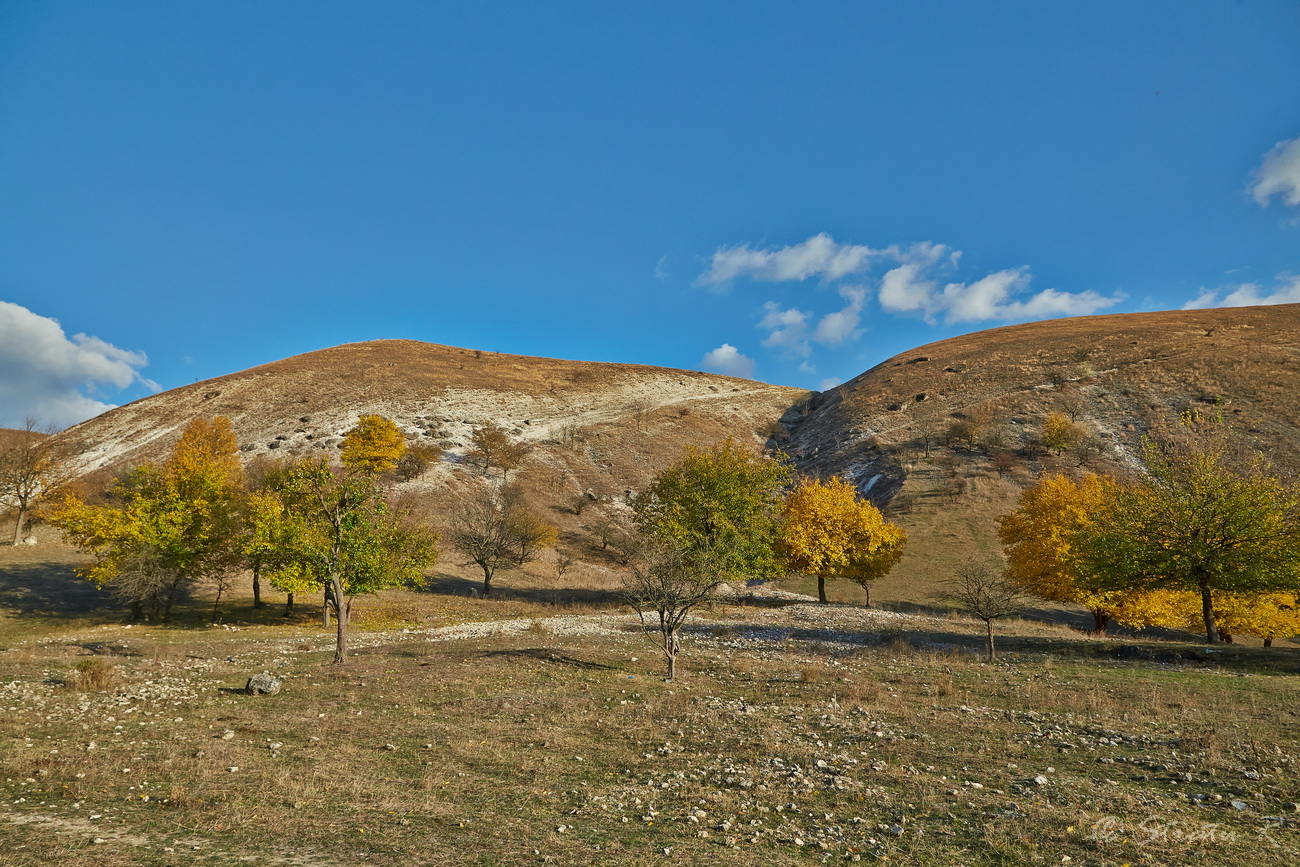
[70,658,121,691]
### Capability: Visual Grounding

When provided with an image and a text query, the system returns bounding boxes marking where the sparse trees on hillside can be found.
[779,476,906,605]
[450,483,556,596]
[0,417,75,545]
[632,438,790,582]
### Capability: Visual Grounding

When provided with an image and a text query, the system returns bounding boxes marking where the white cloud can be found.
[697,233,894,286]
[1251,136,1300,207]
[654,254,671,281]
[1182,274,1300,310]
[701,343,756,379]
[818,377,842,391]
[878,263,1122,324]
[813,285,867,345]
[758,303,811,357]
[0,301,150,428]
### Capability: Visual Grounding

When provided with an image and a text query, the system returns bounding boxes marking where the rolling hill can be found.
[38,303,1300,607]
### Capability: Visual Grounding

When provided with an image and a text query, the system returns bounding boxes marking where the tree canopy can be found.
[1075,436,1300,642]
[341,414,407,474]
[51,417,245,622]
[633,439,791,581]
[779,476,906,605]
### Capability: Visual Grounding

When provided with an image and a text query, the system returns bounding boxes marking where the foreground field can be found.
[1,548,1298,866]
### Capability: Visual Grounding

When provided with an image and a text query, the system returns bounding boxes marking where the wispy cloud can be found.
[0,301,151,428]
[758,303,811,357]
[1182,274,1300,310]
[701,343,756,379]
[1251,136,1300,208]
[697,233,894,286]
[813,285,866,345]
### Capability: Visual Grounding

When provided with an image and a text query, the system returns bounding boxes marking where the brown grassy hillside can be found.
[40,306,1300,610]
[784,303,1300,606]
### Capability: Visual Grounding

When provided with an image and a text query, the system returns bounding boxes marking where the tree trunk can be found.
[12,507,25,545]
[1091,610,1111,634]
[863,583,872,609]
[985,619,996,661]
[252,567,263,609]
[323,582,333,627]
[1200,585,1219,644]
[1264,637,1274,648]
[481,565,494,596]
[664,630,678,680]
[130,598,144,622]
[817,575,827,604]
[284,592,295,616]
[331,576,348,664]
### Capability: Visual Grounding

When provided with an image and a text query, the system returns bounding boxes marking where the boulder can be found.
[246,672,283,696]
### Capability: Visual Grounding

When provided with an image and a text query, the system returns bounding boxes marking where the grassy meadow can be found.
[1,538,1298,866]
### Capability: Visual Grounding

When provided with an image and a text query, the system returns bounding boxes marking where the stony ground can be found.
[2,579,1298,866]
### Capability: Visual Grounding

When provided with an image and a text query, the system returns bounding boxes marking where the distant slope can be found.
[46,307,1300,609]
[56,338,810,499]
[785,303,1300,604]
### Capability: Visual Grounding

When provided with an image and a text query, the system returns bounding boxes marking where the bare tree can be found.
[468,422,532,478]
[0,417,75,545]
[621,541,722,679]
[451,483,556,595]
[937,561,1027,661]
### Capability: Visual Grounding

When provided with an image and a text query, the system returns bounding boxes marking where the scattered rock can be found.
[246,672,283,696]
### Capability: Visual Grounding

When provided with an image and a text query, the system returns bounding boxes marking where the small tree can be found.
[277,459,438,662]
[341,414,406,473]
[0,417,75,544]
[396,443,443,481]
[622,540,722,679]
[468,422,532,478]
[1042,412,1085,455]
[633,439,790,582]
[779,476,906,605]
[938,561,1026,661]
[451,483,556,595]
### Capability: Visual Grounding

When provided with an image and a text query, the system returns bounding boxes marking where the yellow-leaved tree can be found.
[51,417,245,622]
[340,414,406,474]
[779,476,907,606]
[998,473,1174,633]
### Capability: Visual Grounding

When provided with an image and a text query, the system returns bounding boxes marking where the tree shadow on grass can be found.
[422,571,622,608]
[685,619,1300,676]
[0,561,119,620]
[475,647,621,671]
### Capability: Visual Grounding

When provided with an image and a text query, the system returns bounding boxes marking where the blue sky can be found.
[2,1,1299,428]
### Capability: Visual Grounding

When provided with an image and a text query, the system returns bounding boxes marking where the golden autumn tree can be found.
[779,476,907,606]
[1042,412,1085,455]
[998,472,1176,633]
[340,414,406,474]
[1212,592,1300,646]
[51,417,245,621]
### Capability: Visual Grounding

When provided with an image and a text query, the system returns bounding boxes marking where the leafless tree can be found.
[621,541,722,680]
[450,483,555,595]
[0,417,75,545]
[937,560,1027,661]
